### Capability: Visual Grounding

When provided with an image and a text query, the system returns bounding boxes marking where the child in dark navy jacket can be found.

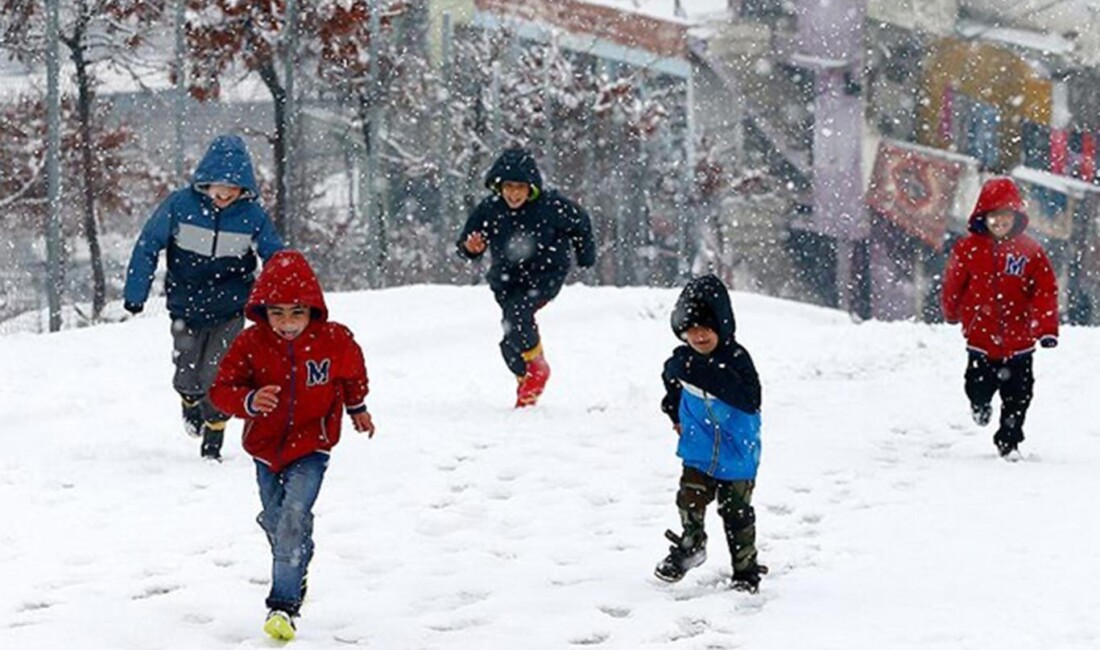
[457,147,596,407]
[655,274,767,592]
[124,134,284,460]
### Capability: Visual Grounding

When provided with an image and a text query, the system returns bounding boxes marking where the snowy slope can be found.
[3,285,1100,649]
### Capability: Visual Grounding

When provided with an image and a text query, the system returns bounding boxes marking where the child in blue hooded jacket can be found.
[654,274,767,592]
[124,134,284,460]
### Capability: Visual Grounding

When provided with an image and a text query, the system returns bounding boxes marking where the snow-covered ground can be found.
[3,284,1100,649]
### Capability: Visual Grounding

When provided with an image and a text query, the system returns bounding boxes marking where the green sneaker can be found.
[263,609,296,641]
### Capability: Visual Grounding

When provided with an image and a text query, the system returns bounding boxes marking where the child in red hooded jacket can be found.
[209,249,375,640]
[941,177,1059,458]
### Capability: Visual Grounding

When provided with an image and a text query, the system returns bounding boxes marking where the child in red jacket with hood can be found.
[941,177,1059,458]
[209,249,375,640]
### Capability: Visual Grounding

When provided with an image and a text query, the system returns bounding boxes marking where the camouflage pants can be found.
[676,465,758,573]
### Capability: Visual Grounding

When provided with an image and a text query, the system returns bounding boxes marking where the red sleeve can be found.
[1029,248,1060,340]
[334,325,369,412]
[209,331,259,418]
[941,241,969,324]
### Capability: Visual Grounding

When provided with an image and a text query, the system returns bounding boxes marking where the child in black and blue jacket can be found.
[654,274,767,592]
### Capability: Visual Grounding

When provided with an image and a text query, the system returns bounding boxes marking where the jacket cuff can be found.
[245,390,261,417]
[346,402,368,416]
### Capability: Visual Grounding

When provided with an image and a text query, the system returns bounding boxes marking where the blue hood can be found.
[191,135,259,199]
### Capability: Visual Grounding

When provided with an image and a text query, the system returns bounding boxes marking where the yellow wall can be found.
[917,38,1051,169]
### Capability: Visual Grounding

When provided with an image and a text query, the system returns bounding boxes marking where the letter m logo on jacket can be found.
[306,359,331,386]
[1005,254,1028,276]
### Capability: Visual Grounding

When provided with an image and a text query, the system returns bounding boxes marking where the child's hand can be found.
[352,411,375,438]
[464,232,487,254]
[252,385,281,413]
[673,423,682,436]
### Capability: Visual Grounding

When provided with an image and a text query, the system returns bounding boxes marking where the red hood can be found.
[245,250,328,324]
[968,177,1029,235]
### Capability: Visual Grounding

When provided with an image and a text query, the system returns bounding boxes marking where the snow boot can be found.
[263,609,297,641]
[200,420,226,461]
[971,402,992,427]
[515,343,550,408]
[654,529,707,583]
[731,563,769,594]
[181,396,203,438]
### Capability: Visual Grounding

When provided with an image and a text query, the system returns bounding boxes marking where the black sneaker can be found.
[995,438,1018,458]
[731,564,769,593]
[181,398,203,438]
[654,529,707,583]
[200,422,225,462]
[971,402,992,427]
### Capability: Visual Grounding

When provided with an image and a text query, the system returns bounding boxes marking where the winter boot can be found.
[181,396,203,438]
[263,609,297,641]
[515,343,551,408]
[731,563,769,594]
[971,402,992,427]
[200,420,226,461]
[654,529,707,583]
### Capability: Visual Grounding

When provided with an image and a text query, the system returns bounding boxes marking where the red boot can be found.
[515,344,550,408]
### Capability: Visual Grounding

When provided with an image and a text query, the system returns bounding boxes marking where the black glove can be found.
[1039,336,1058,349]
[124,301,144,315]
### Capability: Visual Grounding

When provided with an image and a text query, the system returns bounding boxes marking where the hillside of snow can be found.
[3,284,1100,649]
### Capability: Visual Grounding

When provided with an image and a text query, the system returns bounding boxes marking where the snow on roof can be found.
[1012,165,1100,197]
[580,0,732,24]
[957,19,1074,56]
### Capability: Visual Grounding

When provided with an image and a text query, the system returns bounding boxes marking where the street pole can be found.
[439,12,454,236]
[367,0,384,287]
[678,69,696,281]
[45,0,63,332]
[283,0,298,246]
[174,0,186,181]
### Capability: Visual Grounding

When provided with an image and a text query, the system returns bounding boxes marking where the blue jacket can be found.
[124,135,284,327]
[457,148,596,296]
[662,275,762,481]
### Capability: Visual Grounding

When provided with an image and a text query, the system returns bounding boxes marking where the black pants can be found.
[494,280,562,376]
[965,351,1034,446]
[676,466,758,572]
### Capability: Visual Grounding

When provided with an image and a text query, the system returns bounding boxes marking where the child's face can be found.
[501,181,530,209]
[985,209,1016,240]
[267,303,311,341]
[207,183,243,209]
[683,325,719,355]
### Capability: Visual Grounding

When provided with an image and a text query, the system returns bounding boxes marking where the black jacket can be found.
[662,275,762,421]
[457,148,596,295]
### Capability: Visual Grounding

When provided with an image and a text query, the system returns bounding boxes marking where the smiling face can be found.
[683,325,719,355]
[266,303,311,341]
[985,209,1016,240]
[206,183,244,209]
[500,181,531,210]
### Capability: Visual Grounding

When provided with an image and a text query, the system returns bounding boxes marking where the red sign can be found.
[867,140,966,250]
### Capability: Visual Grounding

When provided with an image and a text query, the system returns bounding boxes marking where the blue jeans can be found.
[255,452,329,614]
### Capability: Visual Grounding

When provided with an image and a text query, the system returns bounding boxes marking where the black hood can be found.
[484,147,544,197]
[671,274,736,344]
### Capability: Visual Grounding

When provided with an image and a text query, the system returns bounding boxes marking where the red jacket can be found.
[209,250,369,472]
[941,178,1059,360]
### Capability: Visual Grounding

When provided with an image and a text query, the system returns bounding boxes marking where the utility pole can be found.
[283,0,298,246]
[174,0,186,181]
[45,0,63,332]
[439,12,454,236]
[678,69,696,281]
[794,0,867,313]
[367,0,384,287]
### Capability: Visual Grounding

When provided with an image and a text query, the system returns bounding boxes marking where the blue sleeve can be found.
[254,208,285,261]
[123,196,174,306]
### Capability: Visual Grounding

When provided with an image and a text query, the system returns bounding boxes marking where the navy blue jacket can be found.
[124,135,284,327]
[457,148,596,296]
[662,275,762,480]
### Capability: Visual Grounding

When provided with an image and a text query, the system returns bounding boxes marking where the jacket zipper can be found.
[992,240,1006,355]
[274,341,296,467]
[700,389,723,476]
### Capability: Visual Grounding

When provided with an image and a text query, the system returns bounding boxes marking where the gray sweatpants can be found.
[171,315,245,423]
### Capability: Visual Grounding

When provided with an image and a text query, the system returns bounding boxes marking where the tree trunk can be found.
[257,59,288,238]
[68,30,106,319]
